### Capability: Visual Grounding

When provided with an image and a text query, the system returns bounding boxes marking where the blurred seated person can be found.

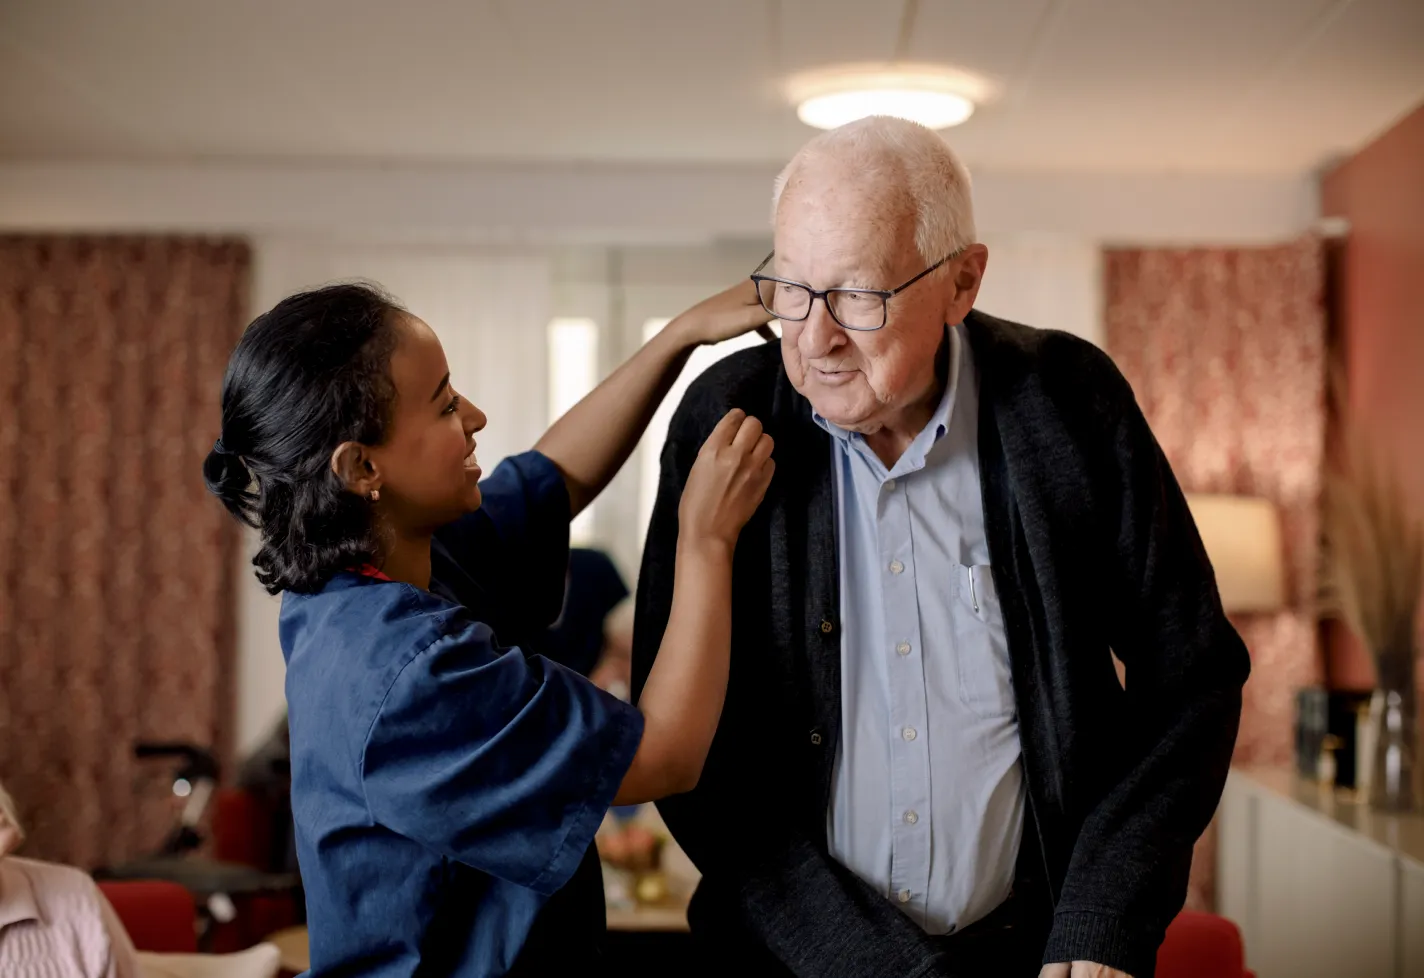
[591,598,636,699]
[0,778,142,978]
[528,547,633,691]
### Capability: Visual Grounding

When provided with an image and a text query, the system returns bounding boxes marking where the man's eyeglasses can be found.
[749,248,965,332]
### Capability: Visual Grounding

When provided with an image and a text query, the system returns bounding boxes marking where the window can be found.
[547,317,600,544]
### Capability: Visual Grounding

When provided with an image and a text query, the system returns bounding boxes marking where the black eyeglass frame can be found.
[749,247,966,331]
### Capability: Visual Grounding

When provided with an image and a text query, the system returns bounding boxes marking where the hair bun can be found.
[203,442,256,524]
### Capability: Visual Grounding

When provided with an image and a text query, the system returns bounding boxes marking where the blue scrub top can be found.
[280,451,644,977]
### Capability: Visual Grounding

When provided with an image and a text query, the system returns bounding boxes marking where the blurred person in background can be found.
[529,547,633,685]
[0,778,141,978]
[590,597,636,699]
[634,117,1249,978]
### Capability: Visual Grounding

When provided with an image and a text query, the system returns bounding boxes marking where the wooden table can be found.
[265,896,691,971]
[264,905,689,970]
[606,903,690,932]
[266,926,309,974]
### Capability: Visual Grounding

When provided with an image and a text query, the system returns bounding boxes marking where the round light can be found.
[797,88,975,130]
[787,64,993,132]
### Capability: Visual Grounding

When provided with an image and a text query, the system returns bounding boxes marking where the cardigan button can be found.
[810,729,824,746]
[820,619,834,635]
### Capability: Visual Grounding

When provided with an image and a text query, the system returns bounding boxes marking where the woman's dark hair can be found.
[203,283,405,594]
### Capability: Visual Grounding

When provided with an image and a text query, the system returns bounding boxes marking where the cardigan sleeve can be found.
[1042,355,1250,976]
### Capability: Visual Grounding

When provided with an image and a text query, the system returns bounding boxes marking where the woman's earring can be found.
[369,488,380,503]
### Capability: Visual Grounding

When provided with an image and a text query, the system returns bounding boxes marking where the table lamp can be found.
[1184,493,1286,613]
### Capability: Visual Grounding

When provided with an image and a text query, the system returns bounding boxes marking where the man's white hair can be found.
[771,116,977,264]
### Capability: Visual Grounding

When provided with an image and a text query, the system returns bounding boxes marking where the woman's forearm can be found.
[534,322,699,517]
[534,280,772,517]
[613,540,733,805]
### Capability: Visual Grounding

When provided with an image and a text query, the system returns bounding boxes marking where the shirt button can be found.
[901,727,917,742]
[889,559,904,575]
[884,479,897,492]
[896,641,912,656]
[898,889,912,904]
[903,810,919,825]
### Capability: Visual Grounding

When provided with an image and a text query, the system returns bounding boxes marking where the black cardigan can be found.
[631,309,1249,978]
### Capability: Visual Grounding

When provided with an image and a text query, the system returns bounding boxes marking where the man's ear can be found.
[330,441,380,499]
[946,243,989,321]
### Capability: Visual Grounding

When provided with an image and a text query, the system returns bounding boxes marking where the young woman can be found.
[203,280,774,977]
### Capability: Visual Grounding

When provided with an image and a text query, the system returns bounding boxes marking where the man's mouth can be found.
[811,366,856,386]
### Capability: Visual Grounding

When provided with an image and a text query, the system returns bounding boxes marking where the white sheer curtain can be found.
[254,240,552,466]
[237,239,552,753]
[974,234,1104,347]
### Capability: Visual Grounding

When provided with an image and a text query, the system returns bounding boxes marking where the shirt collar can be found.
[812,324,962,458]
[0,858,42,931]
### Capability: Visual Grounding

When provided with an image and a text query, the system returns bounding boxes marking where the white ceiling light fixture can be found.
[788,64,995,131]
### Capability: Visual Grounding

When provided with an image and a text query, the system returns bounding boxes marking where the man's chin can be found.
[807,394,873,431]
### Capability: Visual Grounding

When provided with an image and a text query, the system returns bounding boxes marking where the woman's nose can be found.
[461,398,487,434]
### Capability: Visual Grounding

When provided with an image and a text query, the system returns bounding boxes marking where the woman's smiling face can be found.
[363,315,488,534]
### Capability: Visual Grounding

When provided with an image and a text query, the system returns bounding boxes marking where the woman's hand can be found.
[533,281,773,519]
[667,280,777,347]
[1040,963,1133,978]
[678,409,775,553]
[616,408,774,805]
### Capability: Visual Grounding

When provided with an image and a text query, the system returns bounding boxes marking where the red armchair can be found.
[206,787,302,952]
[1157,910,1254,978]
[98,880,197,953]
[211,787,275,871]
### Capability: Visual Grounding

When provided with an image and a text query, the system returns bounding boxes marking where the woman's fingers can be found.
[730,414,764,455]
[702,409,747,451]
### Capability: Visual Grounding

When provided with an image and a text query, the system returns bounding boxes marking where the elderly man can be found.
[632,117,1248,978]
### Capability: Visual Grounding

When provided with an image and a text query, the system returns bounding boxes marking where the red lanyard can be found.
[352,564,394,582]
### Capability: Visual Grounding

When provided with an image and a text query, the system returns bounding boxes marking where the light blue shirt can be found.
[819,324,1025,936]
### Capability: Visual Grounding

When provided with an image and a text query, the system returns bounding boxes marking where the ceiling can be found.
[1,0,1421,174]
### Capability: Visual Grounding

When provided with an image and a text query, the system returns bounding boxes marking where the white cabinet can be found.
[1219,768,1424,978]
[1404,858,1424,978]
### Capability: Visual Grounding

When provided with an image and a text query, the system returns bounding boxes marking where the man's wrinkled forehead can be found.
[774,172,915,279]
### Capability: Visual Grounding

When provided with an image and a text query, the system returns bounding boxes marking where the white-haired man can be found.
[633,117,1248,978]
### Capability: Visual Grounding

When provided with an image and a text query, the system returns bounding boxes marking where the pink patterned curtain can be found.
[0,236,250,869]
[1105,237,1327,906]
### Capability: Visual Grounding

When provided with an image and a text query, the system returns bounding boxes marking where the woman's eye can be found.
[444,395,461,415]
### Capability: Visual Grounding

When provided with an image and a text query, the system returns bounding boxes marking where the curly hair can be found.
[203,283,404,594]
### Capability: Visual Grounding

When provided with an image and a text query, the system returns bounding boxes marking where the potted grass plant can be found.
[1322,427,1423,812]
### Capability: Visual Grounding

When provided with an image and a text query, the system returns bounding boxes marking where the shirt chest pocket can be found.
[953,564,1016,719]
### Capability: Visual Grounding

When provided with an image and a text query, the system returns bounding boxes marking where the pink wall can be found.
[1321,102,1424,690]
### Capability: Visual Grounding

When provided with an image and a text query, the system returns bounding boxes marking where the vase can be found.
[1368,678,1419,813]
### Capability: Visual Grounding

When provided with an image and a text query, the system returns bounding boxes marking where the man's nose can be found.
[799,300,845,358]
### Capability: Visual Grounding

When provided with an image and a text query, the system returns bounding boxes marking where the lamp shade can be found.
[1185,494,1286,613]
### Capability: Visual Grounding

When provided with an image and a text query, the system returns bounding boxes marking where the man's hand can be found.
[1039,963,1134,978]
